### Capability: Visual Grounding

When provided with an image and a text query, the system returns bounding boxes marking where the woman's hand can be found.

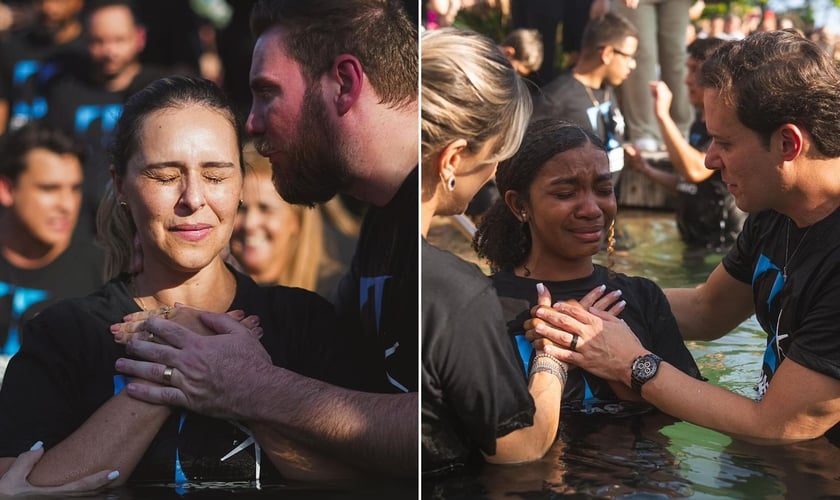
[525,283,646,385]
[575,284,626,316]
[0,442,119,497]
[111,306,261,345]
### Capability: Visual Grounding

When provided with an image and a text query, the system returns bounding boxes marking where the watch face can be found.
[633,354,661,383]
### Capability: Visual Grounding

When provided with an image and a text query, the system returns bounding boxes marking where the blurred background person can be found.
[42,0,168,236]
[0,123,102,383]
[230,143,347,297]
[0,0,85,134]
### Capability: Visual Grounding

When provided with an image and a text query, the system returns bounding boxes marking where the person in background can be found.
[499,28,543,79]
[474,118,702,414]
[614,0,693,144]
[0,0,85,134]
[625,36,745,250]
[529,30,840,447]
[114,0,419,479]
[231,142,346,296]
[421,27,567,475]
[0,122,102,383]
[42,0,169,236]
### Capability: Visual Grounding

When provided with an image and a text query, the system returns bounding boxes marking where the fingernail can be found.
[115,358,125,370]
[107,470,120,481]
[598,284,606,292]
[617,300,626,309]
[536,283,545,294]
[110,324,120,333]
[231,309,245,319]
[613,289,622,297]
[30,441,43,451]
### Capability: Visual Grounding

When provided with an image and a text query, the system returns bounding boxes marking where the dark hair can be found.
[0,123,84,183]
[698,29,840,156]
[580,12,638,53]
[250,0,417,109]
[687,36,727,61]
[99,75,242,279]
[474,119,606,272]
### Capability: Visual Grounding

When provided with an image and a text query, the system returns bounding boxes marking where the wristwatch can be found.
[631,353,662,394]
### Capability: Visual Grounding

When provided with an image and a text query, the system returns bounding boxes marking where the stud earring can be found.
[119,201,127,208]
[520,211,527,222]
[446,177,456,192]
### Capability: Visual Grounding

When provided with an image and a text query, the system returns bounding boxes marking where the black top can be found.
[0,237,103,357]
[723,208,840,427]
[334,167,419,394]
[0,269,370,484]
[674,118,746,249]
[492,265,703,415]
[0,28,86,130]
[532,71,626,172]
[421,240,535,475]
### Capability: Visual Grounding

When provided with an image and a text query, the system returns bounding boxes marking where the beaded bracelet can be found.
[530,353,568,386]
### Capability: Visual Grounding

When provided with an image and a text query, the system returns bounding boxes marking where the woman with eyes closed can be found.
[0,76,369,490]
[474,119,703,415]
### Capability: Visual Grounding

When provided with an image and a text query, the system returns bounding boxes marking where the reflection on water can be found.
[424,209,840,499]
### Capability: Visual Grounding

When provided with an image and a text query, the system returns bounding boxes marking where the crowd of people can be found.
[1,0,840,496]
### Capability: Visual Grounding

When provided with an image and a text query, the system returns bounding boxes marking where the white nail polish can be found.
[29,441,43,451]
[614,289,623,297]
[618,300,626,308]
[107,470,120,481]
[536,283,546,294]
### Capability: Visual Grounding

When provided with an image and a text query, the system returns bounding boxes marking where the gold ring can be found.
[162,366,174,385]
[161,306,172,319]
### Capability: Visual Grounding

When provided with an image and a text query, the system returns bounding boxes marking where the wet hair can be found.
[250,0,417,109]
[686,36,727,62]
[474,119,607,272]
[420,27,532,195]
[698,29,840,156]
[500,28,544,74]
[580,12,638,54]
[97,75,243,279]
[0,123,84,183]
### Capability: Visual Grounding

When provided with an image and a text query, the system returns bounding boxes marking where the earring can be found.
[119,201,127,208]
[520,211,527,222]
[445,177,456,192]
[238,199,244,209]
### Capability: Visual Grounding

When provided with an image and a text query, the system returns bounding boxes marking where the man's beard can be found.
[261,86,352,207]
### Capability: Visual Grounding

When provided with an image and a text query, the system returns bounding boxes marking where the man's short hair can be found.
[500,28,544,74]
[687,36,727,62]
[83,0,140,26]
[250,0,417,109]
[0,123,85,183]
[580,12,638,54]
[699,29,840,157]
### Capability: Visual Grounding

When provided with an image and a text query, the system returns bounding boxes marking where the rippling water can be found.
[424,209,840,499]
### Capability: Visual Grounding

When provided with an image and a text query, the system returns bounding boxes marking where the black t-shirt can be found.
[421,240,535,475]
[532,71,626,173]
[674,118,746,249]
[42,64,170,235]
[0,238,103,358]
[334,167,418,394]
[0,29,86,131]
[0,269,369,483]
[722,209,840,417]
[492,266,702,415]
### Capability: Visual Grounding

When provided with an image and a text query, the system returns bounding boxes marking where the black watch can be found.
[630,353,662,394]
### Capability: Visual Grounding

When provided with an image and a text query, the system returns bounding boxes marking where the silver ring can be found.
[162,366,174,385]
[570,334,579,352]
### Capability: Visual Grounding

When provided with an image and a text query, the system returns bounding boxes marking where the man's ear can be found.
[500,45,516,60]
[0,176,13,208]
[333,54,364,116]
[778,124,804,161]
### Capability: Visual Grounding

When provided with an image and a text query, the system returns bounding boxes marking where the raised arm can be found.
[650,81,712,183]
[664,263,754,341]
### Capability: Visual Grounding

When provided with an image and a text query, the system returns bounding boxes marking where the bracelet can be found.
[530,353,568,386]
